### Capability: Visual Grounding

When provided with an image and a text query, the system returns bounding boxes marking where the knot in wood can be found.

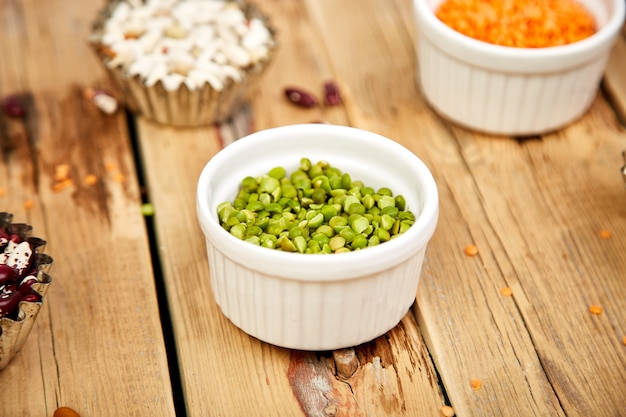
[332,348,359,379]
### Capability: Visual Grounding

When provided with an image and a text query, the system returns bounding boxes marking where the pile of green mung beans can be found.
[216,157,416,254]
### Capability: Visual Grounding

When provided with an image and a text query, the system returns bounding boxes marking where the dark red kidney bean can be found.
[1,94,26,118]
[0,264,17,286]
[284,87,318,108]
[0,229,9,244]
[18,276,38,294]
[323,81,342,106]
[0,291,24,318]
[21,293,41,303]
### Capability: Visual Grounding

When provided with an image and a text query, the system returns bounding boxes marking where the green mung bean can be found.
[217,158,416,253]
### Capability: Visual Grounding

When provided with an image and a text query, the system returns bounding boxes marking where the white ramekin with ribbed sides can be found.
[196,124,439,351]
[413,0,625,136]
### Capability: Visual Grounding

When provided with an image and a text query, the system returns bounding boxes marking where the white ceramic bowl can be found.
[196,124,439,350]
[413,0,625,136]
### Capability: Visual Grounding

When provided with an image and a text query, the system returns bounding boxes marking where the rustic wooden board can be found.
[0,1,175,416]
[413,24,626,417]
[137,0,446,415]
[3,0,625,416]
[308,0,626,416]
[605,32,626,123]
[303,1,566,416]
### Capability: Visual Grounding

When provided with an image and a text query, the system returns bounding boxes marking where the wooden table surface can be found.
[1,0,626,416]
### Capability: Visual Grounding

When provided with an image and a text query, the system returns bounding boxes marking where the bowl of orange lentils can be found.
[413,0,625,136]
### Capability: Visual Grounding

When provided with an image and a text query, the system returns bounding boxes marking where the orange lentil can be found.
[53,406,81,417]
[54,164,70,181]
[598,229,612,240]
[23,199,34,210]
[53,178,74,192]
[464,244,479,256]
[470,378,482,390]
[589,305,603,315]
[104,163,116,172]
[52,183,66,193]
[84,174,98,185]
[441,405,456,416]
[113,173,125,183]
[0,187,6,196]
[622,336,626,346]
[435,0,597,48]
[500,287,513,296]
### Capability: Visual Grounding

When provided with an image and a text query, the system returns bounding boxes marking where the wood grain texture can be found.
[302,1,566,416]
[414,27,626,417]
[2,0,625,416]
[0,1,175,416]
[605,32,626,123]
[138,0,446,415]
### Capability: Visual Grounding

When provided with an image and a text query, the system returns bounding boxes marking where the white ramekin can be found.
[413,0,625,136]
[196,124,439,350]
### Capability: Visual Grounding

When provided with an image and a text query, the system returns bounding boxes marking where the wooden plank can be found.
[306,0,626,416]
[0,1,175,416]
[304,1,564,416]
[422,100,626,416]
[404,11,626,417]
[139,115,447,417]
[137,118,309,417]
[604,32,626,123]
[138,0,446,415]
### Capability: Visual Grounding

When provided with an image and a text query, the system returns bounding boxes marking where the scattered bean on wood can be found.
[84,88,118,115]
[84,174,98,185]
[598,229,612,240]
[1,94,26,118]
[470,378,482,390]
[216,158,416,254]
[589,305,603,315]
[53,407,81,417]
[464,244,478,256]
[142,203,155,217]
[323,80,342,106]
[284,81,343,108]
[284,87,318,107]
[441,405,455,417]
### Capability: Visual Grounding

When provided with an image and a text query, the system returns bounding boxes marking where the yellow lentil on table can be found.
[52,179,73,193]
[500,287,513,296]
[599,229,613,240]
[589,305,603,315]
[435,0,597,48]
[471,378,483,390]
[84,174,98,185]
[441,405,456,416]
[54,163,70,181]
[464,244,479,256]
[53,406,81,417]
